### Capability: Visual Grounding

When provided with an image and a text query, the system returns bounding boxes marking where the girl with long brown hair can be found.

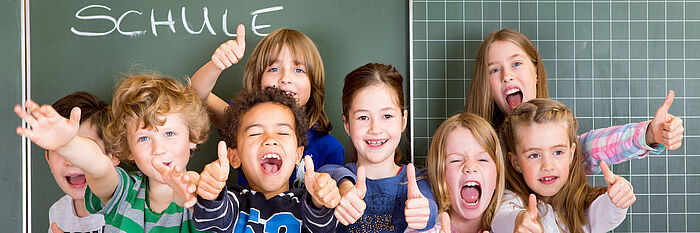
[465,29,683,175]
[494,99,635,233]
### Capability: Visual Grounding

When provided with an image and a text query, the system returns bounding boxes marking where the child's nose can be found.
[151,139,167,155]
[462,159,479,174]
[279,71,292,85]
[540,156,555,171]
[263,134,280,146]
[502,69,515,83]
[368,118,382,133]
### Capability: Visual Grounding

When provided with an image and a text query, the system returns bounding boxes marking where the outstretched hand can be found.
[335,166,367,225]
[648,90,684,150]
[197,141,231,200]
[600,161,636,209]
[152,157,199,208]
[14,100,80,151]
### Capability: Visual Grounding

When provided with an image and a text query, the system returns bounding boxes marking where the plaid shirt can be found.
[580,120,665,174]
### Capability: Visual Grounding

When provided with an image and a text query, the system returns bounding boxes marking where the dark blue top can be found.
[318,163,439,233]
[237,128,345,188]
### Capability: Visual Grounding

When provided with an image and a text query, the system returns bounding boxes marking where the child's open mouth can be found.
[538,176,558,185]
[505,87,523,110]
[66,173,87,188]
[365,139,388,149]
[260,153,283,175]
[461,181,482,208]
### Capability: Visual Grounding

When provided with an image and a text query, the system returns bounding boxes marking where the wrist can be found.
[645,124,656,146]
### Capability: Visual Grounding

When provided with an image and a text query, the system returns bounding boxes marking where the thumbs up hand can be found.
[405,163,430,230]
[600,161,636,209]
[335,166,367,225]
[514,194,542,233]
[152,157,200,208]
[211,24,246,70]
[647,90,684,150]
[438,212,451,233]
[304,156,341,209]
[197,141,231,200]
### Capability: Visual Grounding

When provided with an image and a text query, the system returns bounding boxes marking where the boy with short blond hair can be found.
[16,73,210,232]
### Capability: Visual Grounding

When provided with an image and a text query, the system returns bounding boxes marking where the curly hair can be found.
[52,91,111,153]
[220,87,308,150]
[104,73,210,163]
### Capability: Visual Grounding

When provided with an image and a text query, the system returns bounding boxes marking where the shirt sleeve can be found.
[586,192,628,232]
[301,191,337,233]
[84,166,131,223]
[491,192,524,233]
[318,164,356,184]
[579,120,665,174]
[193,187,240,233]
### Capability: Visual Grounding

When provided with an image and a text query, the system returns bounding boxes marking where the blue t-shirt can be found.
[237,128,345,188]
[319,163,439,233]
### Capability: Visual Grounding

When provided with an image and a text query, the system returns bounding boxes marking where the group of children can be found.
[16,25,684,233]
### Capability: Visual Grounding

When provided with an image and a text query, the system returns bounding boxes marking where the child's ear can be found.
[228,148,241,169]
[295,146,305,166]
[108,153,120,166]
[508,152,521,173]
[569,143,576,159]
[401,109,408,132]
[343,115,350,136]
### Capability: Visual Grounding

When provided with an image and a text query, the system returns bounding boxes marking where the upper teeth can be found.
[506,88,520,95]
[285,91,295,96]
[263,153,281,160]
[465,181,479,187]
[541,177,555,181]
[366,139,387,145]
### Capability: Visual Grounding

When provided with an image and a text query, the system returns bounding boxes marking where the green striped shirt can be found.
[85,167,204,233]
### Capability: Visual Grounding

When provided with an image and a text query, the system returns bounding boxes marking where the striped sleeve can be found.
[301,192,337,233]
[193,187,240,233]
[84,167,132,221]
[580,120,665,174]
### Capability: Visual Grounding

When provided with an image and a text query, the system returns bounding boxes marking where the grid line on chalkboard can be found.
[411,0,698,232]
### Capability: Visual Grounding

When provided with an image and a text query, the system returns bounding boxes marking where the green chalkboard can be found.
[411,0,699,232]
[28,0,407,231]
[2,0,23,231]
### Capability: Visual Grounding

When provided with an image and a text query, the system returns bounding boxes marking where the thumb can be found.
[406,163,422,199]
[217,141,230,179]
[655,90,675,121]
[439,212,451,233]
[51,222,65,233]
[236,24,246,50]
[356,166,367,199]
[527,194,538,221]
[600,160,616,186]
[304,155,317,186]
[69,107,81,127]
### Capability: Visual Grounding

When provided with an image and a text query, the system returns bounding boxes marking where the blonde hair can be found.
[465,29,548,126]
[105,73,210,163]
[427,113,505,229]
[499,99,607,233]
[242,29,331,133]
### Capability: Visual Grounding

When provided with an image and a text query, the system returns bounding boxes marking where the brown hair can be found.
[52,91,111,153]
[105,73,210,164]
[465,29,548,126]
[221,87,308,150]
[341,63,406,164]
[427,113,505,229]
[499,99,607,233]
[242,28,331,134]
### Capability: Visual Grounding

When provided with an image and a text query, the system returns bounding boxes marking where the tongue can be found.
[262,161,280,174]
[461,186,480,203]
[506,92,523,108]
[67,175,86,185]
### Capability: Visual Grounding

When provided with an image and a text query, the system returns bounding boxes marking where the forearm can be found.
[189,61,224,102]
[55,136,117,183]
[580,121,664,174]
